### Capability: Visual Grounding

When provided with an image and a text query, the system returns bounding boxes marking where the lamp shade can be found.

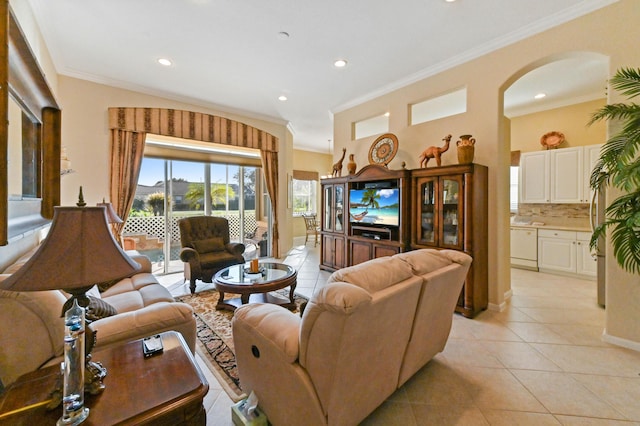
[96,200,123,224]
[0,206,140,292]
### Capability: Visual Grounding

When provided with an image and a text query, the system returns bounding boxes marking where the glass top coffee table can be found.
[213,262,297,311]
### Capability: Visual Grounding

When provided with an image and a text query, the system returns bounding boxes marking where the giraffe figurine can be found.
[418,134,452,168]
[332,148,347,177]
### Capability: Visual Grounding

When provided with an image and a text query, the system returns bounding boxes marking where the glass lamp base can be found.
[57,407,89,425]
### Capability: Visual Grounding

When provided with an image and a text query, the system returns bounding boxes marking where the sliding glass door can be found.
[126,157,266,275]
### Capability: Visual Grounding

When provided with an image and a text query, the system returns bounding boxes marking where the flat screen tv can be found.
[349,187,400,227]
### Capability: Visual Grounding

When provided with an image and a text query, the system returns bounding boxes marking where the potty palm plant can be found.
[588,67,640,274]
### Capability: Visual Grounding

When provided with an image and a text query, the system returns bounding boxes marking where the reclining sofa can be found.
[232,248,472,426]
[0,248,196,388]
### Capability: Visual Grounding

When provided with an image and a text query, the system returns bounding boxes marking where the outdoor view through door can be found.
[124,157,268,274]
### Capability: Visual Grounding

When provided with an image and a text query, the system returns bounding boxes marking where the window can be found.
[353,113,389,140]
[410,87,467,126]
[292,178,317,216]
[510,166,519,212]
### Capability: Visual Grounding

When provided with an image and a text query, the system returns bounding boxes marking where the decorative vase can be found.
[347,154,357,175]
[456,134,475,164]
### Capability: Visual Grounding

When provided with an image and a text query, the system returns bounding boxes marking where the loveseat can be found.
[0,248,196,388]
[232,248,472,426]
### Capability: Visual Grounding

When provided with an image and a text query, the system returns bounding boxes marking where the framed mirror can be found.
[1,5,61,245]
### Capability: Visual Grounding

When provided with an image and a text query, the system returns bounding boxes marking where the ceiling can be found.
[25,0,613,153]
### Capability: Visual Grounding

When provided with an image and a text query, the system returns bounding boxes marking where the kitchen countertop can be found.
[510,223,591,232]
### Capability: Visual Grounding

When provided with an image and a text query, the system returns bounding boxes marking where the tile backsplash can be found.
[514,203,591,228]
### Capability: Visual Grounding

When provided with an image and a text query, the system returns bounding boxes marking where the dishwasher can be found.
[510,226,538,270]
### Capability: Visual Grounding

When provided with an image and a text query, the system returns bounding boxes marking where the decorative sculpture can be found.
[332,148,347,177]
[418,134,452,168]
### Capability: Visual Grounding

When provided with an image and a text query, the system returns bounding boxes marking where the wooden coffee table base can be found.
[216,284,297,311]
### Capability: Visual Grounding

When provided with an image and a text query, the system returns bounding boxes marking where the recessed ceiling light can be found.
[334,59,347,68]
[278,95,288,101]
[277,31,290,39]
[534,93,547,99]
[158,58,172,66]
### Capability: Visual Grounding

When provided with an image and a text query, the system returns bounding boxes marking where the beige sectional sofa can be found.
[0,248,196,388]
[232,248,472,426]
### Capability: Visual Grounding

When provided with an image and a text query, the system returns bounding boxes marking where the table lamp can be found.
[0,199,141,425]
[97,198,124,245]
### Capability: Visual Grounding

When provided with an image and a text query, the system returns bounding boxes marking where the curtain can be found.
[110,129,146,241]
[261,150,279,258]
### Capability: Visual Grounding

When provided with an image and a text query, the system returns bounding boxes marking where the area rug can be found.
[176,289,307,402]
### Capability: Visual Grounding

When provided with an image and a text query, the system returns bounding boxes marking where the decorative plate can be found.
[540,131,565,149]
[368,133,399,166]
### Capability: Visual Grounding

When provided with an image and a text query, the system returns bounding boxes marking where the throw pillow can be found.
[85,296,118,322]
[193,237,225,253]
[61,296,118,323]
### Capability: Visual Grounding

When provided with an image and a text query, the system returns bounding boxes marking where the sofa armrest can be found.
[90,302,197,353]
[179,247,198,263]
[226,242,245,256]
[126,254,152,273]
[232,303,301,363]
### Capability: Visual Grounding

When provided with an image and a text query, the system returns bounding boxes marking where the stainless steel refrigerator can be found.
[591,190,606,307]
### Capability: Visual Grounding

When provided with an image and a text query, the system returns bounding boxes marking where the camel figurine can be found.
[332,148,347,177]
[418,134,452,168]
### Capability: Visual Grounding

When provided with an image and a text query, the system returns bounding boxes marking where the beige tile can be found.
[554,415,639,425]
[531,344,640,377]
[206,391,235,426]
[571,374,640,421]
[488,305,538,323]
[517,307,605,326]
[440,338,504,368]
[461,366,547,412]
[402,359,475,405]
[480,409,561,425]
[410,403,490,426]
[480,341,562,371]
[545,323,609,347]
[511,369,626,419]
[464,317,524,342]
[360,401,418,426]
[506,322,569,344]
[511,294,596,309]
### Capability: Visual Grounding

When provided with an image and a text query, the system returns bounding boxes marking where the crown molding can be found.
[333,0,618,114]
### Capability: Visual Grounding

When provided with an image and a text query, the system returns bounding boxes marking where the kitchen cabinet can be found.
[510,226,537,270]
[576,231,597,276]
[411,164,488,318]
[320,179,346,271]
[519,151,549,203]
[519,145,602,204]
[537,229,596,278]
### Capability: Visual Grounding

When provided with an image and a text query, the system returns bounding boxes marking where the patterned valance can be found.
[108,107,278,152]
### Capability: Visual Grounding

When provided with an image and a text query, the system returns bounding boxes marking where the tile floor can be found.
[158,239,640,425]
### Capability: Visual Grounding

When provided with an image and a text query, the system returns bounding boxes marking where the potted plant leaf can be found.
[589,67,640,274]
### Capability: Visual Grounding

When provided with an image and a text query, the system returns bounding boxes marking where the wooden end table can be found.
[213,262,297,311]
[0,331,208,425]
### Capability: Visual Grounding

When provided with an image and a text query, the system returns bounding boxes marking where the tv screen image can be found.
[349,188,400,227]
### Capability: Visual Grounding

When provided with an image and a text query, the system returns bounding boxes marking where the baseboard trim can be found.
[602,329,640,352]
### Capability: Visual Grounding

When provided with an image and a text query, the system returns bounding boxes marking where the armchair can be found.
[178,216,246,294]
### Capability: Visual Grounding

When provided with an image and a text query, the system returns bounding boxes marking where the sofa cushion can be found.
[198,250,240,268]
[327,256,414,293]
[193,237,225,253]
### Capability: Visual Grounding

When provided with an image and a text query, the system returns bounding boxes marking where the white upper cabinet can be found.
[550,147,583,203]
[519,145,602,204]
[519,151,549,203]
